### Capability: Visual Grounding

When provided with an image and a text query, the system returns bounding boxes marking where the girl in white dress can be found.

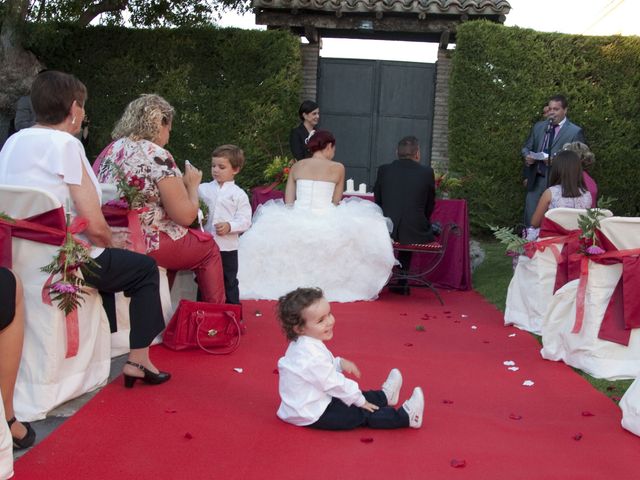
[530,149,593,229]
[238,130,395,302]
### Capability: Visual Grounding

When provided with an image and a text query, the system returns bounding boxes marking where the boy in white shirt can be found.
[276,287,425,430]
[198,145,252,304]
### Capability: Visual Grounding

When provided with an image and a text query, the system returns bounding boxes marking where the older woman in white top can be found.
[0,71,170,390]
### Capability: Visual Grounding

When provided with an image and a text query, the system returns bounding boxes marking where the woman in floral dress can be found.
[96,94,225,303]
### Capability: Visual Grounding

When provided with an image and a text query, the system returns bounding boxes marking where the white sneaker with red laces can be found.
[381,368,403,406]
[402,387,424,428]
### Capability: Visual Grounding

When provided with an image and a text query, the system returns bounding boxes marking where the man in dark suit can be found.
[521,94,585,226]
[374,136,436,294]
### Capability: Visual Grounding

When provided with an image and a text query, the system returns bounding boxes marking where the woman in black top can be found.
[289,100,320,161]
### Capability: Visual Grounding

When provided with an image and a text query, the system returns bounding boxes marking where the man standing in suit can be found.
[374,136,436,294]
[521,94,585,226]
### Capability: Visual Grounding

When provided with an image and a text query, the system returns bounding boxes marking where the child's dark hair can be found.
[277,287,324,341]
[212,144,245,170]
[548,150,586,197]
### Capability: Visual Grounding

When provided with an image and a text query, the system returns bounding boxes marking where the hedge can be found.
[25,24,302,188]
[450,21,640,231]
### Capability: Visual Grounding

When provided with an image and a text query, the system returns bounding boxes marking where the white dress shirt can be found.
[277,335,366,426]
[198,180,252,251]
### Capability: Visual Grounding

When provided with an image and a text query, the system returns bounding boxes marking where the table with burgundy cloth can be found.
[250,186,471,291]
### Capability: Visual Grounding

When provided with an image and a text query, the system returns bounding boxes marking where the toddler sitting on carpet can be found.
[276,287,424,430]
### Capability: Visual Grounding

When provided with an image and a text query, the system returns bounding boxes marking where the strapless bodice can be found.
[294,179,336,212]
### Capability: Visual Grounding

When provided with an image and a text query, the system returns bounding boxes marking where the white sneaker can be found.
[381,368,403,406]
[402,387,425,428]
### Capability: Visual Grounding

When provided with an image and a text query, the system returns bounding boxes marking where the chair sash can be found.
[101,204,148,253]
[0,207,89,357]
[523,217,582,293]
[571,231,640,345]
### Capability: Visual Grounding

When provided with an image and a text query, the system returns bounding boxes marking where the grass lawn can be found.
[472,239,632,401]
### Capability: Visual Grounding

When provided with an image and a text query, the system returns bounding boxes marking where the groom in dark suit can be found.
[521,94,585,226]
[374,136,436,294]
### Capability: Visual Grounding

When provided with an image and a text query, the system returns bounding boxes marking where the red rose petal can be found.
[400,313,408,316]
[450,459,466,468]
[404,342,413,347]
[581,411,594,417]
[443,311,452,314]
[454,320,461,323]
[442,399,454,404]
[611,396,621,402]
[509,413,522,420]
[272,369,279,375]
[360,437,374,443]
[573,433,583,441]
[482,340,491,344]
[184,432,193,439]
[165,408,177,414]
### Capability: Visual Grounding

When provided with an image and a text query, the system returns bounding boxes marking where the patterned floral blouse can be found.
[96,137,188,252]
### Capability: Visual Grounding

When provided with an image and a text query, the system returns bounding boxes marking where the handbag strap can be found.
[194,310,241,355]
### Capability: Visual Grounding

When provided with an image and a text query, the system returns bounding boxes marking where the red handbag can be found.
[163,300,243,354]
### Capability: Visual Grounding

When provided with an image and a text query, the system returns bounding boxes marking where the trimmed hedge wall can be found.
[450,21,640,231]
[25,24,301,188]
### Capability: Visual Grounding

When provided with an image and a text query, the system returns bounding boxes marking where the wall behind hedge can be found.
[25,24,302,188]
[450,21,640,231]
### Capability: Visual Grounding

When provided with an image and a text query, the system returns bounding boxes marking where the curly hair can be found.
[277,287,324,341]
[562,141,595,171]
[111,94,175,142]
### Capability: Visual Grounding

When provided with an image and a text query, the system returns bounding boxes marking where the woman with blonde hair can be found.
[95,94,225,303]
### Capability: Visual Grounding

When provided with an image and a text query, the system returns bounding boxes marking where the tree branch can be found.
[77,0,129,27]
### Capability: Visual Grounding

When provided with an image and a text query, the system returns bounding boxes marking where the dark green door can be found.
[318,58,436,189]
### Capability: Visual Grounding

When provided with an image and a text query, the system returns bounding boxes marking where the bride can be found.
[238,130,395,302]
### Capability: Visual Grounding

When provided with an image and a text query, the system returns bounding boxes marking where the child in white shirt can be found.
[198,145,252,304]
[276,287,425,430]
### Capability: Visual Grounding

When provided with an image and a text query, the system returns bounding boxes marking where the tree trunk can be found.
[0,0,43,146]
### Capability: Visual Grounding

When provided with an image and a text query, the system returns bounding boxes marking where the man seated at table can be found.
[373,135,436,295]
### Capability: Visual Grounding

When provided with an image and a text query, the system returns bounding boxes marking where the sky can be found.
[219,0,639,63]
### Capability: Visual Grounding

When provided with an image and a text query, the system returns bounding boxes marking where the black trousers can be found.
[220,250,240,305]
[82,248,165,349]
[309,390,409,430]
[0,267,16,331]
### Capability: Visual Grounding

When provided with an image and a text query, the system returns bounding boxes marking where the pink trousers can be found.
[149,230,226,304]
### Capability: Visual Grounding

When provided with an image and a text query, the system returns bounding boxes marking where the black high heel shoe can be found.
[123,361,171,388]
[8,416,36,450]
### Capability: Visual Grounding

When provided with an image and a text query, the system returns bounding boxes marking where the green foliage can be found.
[489,225,527,255]
[450,21,640,232]
[25,24,301,190]
[577,196,616,248]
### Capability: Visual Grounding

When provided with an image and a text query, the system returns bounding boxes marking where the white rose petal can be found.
[471,325,478,330]
[508,366,520,371]
[508,333,517,337]
[233,368,244,373]
[522,380,535,387]
[461,314,469,318]
[503,360,516,366]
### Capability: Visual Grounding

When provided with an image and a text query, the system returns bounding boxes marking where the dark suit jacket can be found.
[289,123,312,160]
[521,118,585,191]
[374,158,435,244]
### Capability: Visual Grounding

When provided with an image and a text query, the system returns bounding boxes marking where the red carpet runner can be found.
[16,290,639,479]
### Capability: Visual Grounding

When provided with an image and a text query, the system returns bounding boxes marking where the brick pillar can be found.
[300,41,320,101]
[431,48,451,172]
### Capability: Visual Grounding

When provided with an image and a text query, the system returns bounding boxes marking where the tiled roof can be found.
[253,0,511,16]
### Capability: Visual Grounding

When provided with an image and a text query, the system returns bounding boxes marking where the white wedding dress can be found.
[238,179,395,302]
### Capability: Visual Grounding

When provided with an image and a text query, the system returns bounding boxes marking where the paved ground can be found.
[13,355,126,461]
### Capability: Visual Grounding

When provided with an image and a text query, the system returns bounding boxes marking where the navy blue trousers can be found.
[309,390,409,430]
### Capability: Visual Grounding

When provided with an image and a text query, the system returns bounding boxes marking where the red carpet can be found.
[15,289,639,479]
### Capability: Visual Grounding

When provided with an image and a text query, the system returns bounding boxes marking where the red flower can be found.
[128,175,145,190]
[283,167,290,174]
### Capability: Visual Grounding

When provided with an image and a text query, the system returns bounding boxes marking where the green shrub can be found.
[25,24,301,190]
[450,21,640,231]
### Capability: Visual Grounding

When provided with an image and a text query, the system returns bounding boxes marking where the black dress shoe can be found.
[388,285,411,295]
[123,361,171,388]
[7,416,36,450]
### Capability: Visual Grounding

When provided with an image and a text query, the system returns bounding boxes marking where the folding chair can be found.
[389,222,460,305]
[0,185,110,421]
[541,216,640,380]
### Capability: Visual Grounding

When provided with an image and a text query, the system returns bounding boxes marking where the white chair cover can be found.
[99,183,174,357]
[621,377,640,437]
[0,391,13,480]
[540,216,640,380]
[0,185,110,421]
[504,208,598,334]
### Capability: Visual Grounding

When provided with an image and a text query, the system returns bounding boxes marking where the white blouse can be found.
[198,180,252,251]
[277,335,366,426]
